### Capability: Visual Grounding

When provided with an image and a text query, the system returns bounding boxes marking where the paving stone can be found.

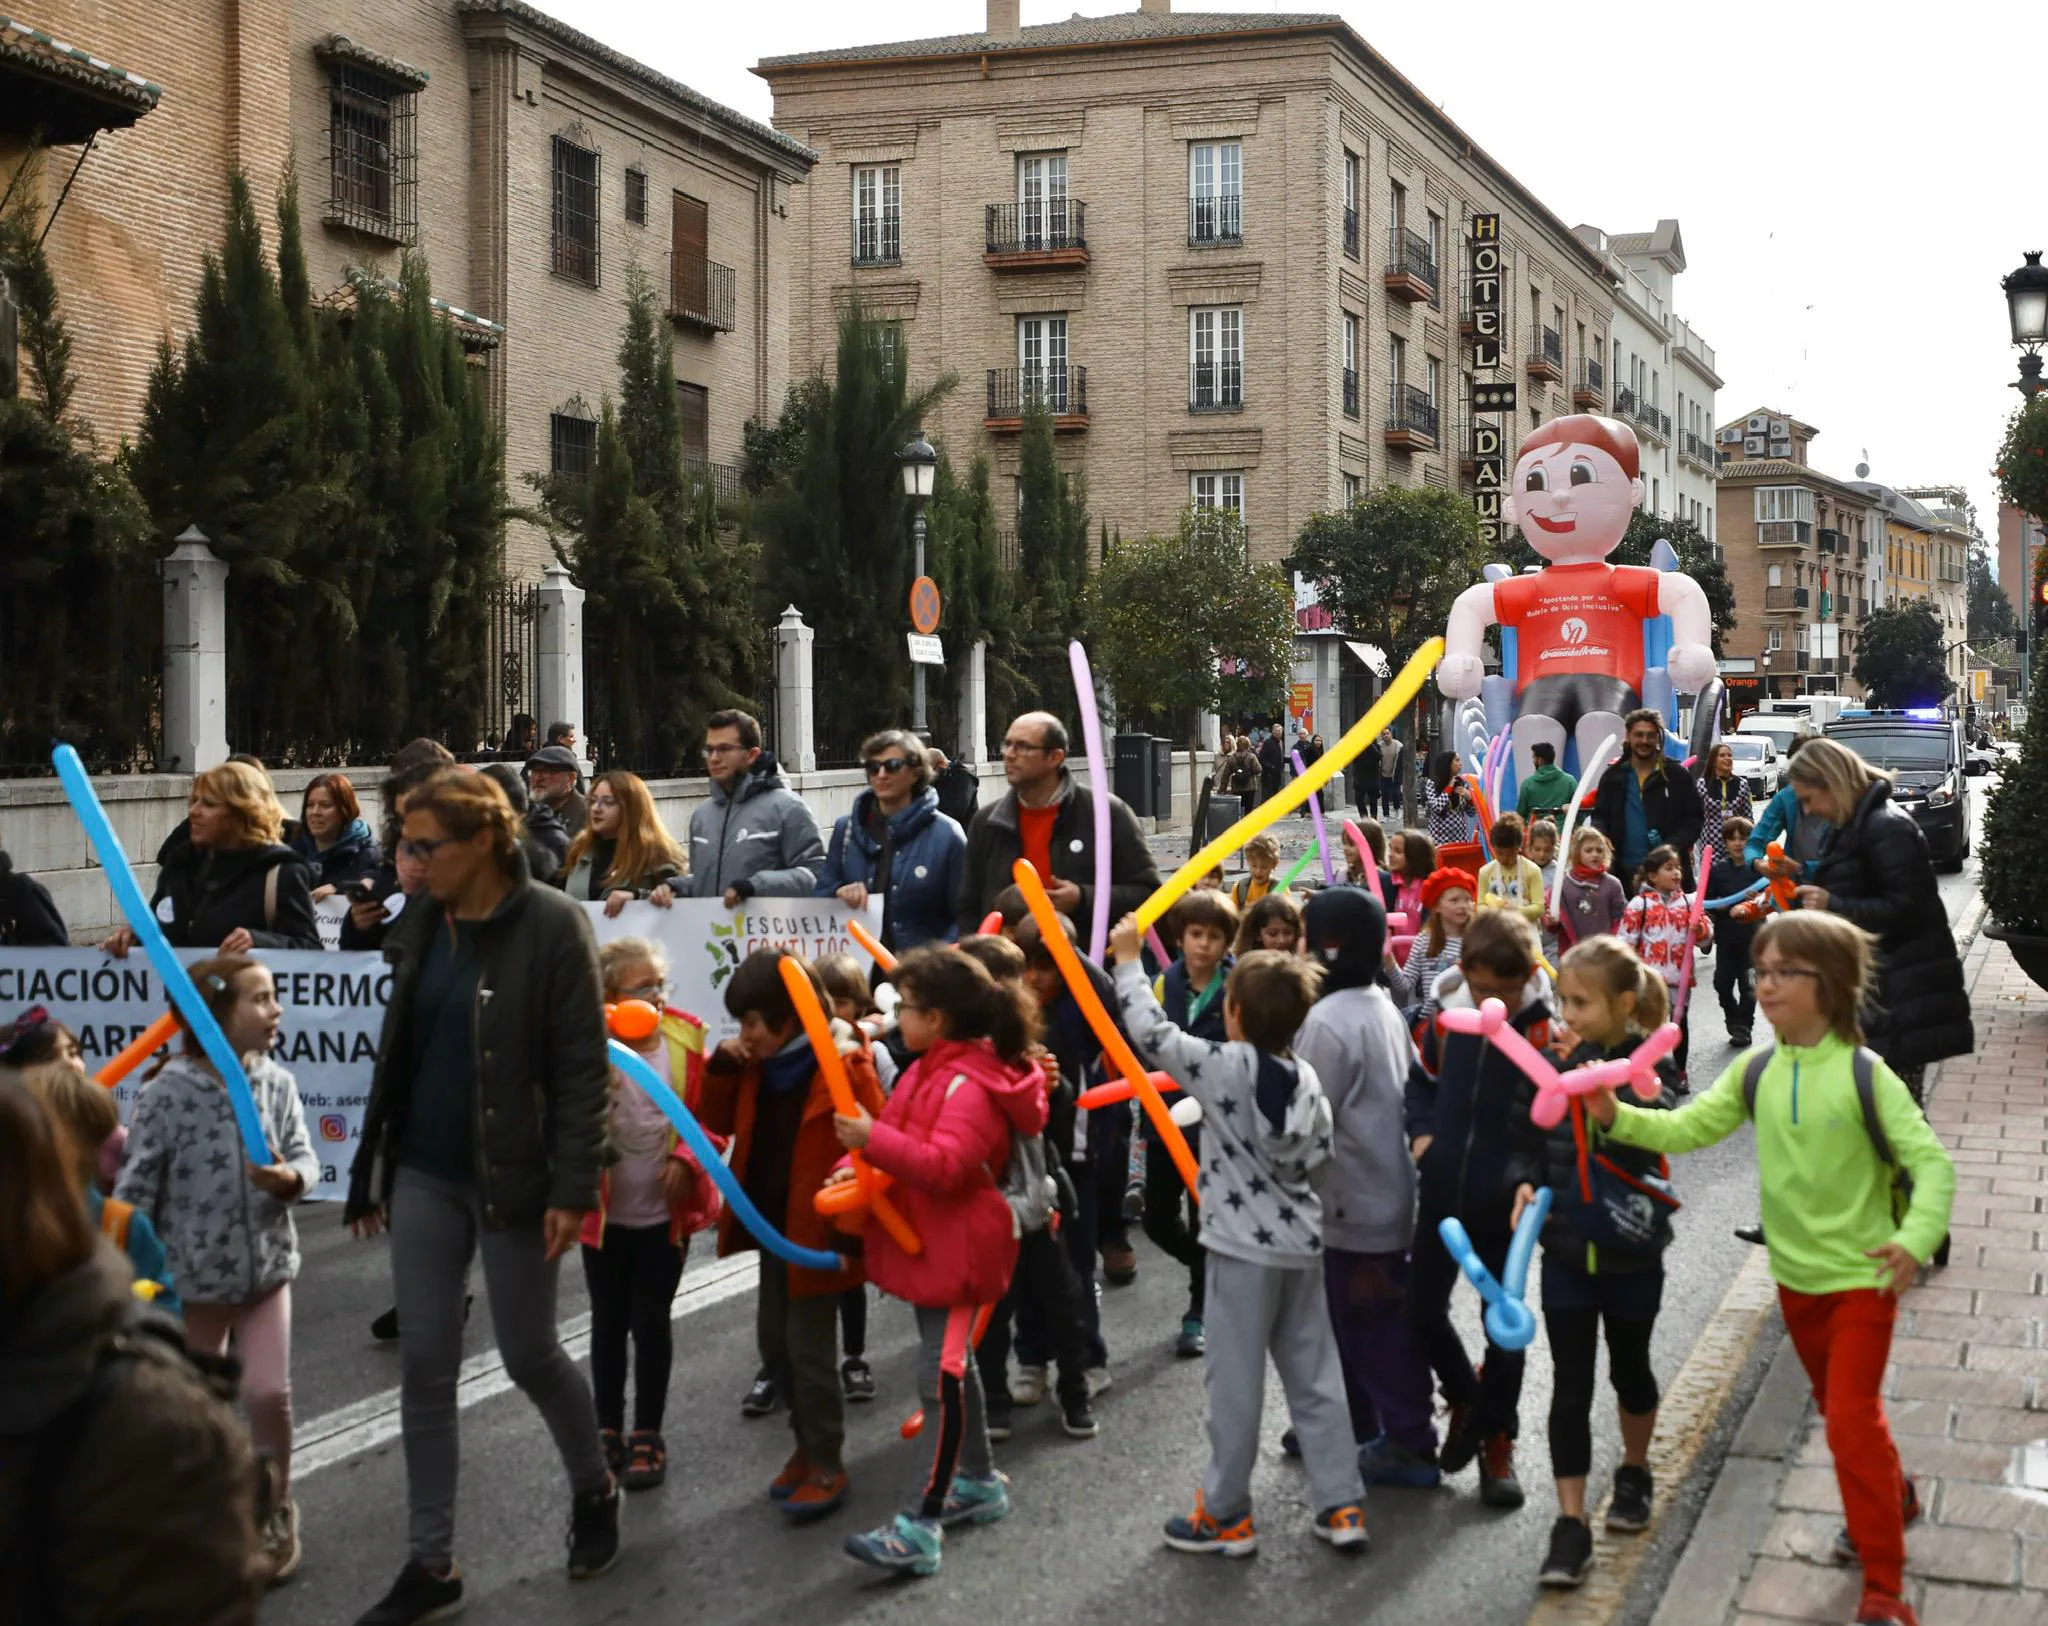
[1907,1312,2036,1346]
[1776,1465,1844,1513]
[1891,1367,2030,1407]
[1936,1480,2048,1538]
[1905,1522,2021,1585]
[1965,1346,2048,1379]
[1954,1405,2048,1446]
[1915,1583,2047,1626]
[1760,1510,1842,1564]
[1890,1336,1966,1365]
[1738,1556,1863,1621]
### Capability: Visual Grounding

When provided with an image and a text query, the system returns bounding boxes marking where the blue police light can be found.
[1904,707,1945,720]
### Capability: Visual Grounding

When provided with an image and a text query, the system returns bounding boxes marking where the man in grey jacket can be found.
[685,709,825,908]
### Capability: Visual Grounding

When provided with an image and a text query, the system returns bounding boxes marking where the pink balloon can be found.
[1672,843,1713,1015]
[1438,997,1677,1130]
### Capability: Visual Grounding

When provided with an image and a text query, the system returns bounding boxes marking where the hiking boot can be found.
[740,1370,779,1417]
[1477,1434,1524,1509]
[1538,1516,1593,1589]
[566,1475,621,1579]
[767,1451,811,1502]
[353,1561,464,1625]
[1358,1435,1441,1488]
[264,1497,302,1585]
[841,1356,877,1404]
[1606,1464,1653,1533]
[985,1400,1013,1443]
[598,1428,625,1476]
[622,1431,666,1492]
[1175,1316,1206,1359]
[1437,1400,1481,1474]
[1011,1364,1049,1407]
[938,1472,1011,1527]
[781,1470,850,1522]
[1312,1503,1369,1551]
[843,1514,942,1577]
[1832,1478,1922,1565]
[1061,1392,1099,1440]
[1101,1242,1138,1285]
[1162,1493,1258,1557]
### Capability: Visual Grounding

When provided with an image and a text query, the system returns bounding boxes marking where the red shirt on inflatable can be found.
[1494,562,1661,695]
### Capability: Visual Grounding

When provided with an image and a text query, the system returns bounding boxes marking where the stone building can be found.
[5,0,813,576]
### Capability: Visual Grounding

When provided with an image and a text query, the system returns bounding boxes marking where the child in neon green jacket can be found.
[1589,911,1952,1626]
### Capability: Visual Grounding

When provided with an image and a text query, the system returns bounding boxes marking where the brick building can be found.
[6,0,813,576]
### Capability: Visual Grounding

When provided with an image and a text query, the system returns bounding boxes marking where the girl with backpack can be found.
[1587,913,1955,1626]
[828,947,1048,1579]
[1512,937,1679,1592]
[114,956,317,1586]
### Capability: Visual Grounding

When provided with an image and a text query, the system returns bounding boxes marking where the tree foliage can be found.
[1011,399,1093,709]
[1968,545,2017,645]
[1980,673,2048,933]
[1852,600,1952,709]
[1287,482,1488,673]
[1616,511,1736,654]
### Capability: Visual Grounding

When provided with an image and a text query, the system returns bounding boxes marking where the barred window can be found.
[324,63,417,243]
[625,167,647,225]
[552,137,600,286]
[551,411,597,482]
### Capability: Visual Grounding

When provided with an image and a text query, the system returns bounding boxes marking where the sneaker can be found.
[1477,1434,1524,1509]
[767,1451,811,1503]
[1358,1435,1442,1489]
[353,1560,464,1625]
[1175,1316,1206,1359]
[1538,1515,1594,1589]
[598,1428,625,1476]
[1851,1594,1919,1626]
[1122,1178,1146,1224]
[986,1401,1013,1443]
[1313,1504,1369,1551]
[566,1475,622,1579]
[1162,1493,1259,1557]
[370,1305,400,1342]
[1730,1028,1754,1048]
[622,1430,666,1492]
[741,1371,779,1417]
[841,1357,877,1404]
[1061,1393,1099,1439]
[1606,1464,1653,1533]
[1438,1400,1480,1474]
[939,1472,1012,1527]
[781,1469,850,1522]
[1012,1364,1049,1407]
[1832,1478,1923,1565]
[264,1497,302,1585]
[1101,1243,1139,1285]
[843,1513,943,1577]
[1083,1364,1113,1398]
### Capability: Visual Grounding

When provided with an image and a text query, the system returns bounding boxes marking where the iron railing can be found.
[1189,358,1242,411]
[1614,383,1638,418]
[1342,366,1359,418]
[1388,382,1439,442]
[668,253,735,333]
[1539,326,1563,365]
[850,213,901,267]
[985,199,1086,254]
[1634,399,1670,440]
[986,364,1086,418]
[682,457,742,505]
[481,581,539,760]
[550,137,600,286]
[1578,357,1605,397]
[1681,430,1719,468]
[325,64,418,244]
[1385,226,1438,290]
[1188,192,1243,246]
[1764,586,1810,611]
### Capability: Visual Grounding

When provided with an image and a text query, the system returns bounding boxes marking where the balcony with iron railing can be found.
[1457,271,1490,338]
[1764,586,1810,611]
[1526,326,1563,382]
[1189,358,1243,412]
[1757,520,1812,547]
[680,456,742,505]
[1384,382,1439,451]
[984,200,1088,270]
[985,364,1088,430]
[995,530,1021,572]
[1613,383,1638,419]
[668,253,735,334]
[1188,192,1243,247]
[1343,204,1359,260]
[1573,357,1605,409]
[1680,430,1719,471]
[1763,648,1809,674]
[1632,398,1670,443]
[1817,527,1840,555]
[1383,227,1438,303]
[849,216,902,268]
[1342,366,1359,419]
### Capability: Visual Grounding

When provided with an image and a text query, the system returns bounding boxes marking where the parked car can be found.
[1824,711,1971,872]
[1723,733,1785,799]
[1965,741,1999,778]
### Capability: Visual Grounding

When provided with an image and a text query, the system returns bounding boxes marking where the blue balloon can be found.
[1701,876,1770,910]
[54,745,271,1162]
[1438,1185,1553,1352]
[606,1039,845,1273]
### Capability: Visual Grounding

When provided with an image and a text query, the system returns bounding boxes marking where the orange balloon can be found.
[977,911,1005,936]
[846,918,899,974]
[901,1410,926,1439]
[97,1011,181,1088]
[606,999,661,1043]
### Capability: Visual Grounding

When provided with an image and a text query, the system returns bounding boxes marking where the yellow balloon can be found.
[1136,637,1446,933]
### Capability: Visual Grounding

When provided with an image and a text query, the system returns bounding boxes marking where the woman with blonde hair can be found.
[103,760,319,955]
[560,770,685,916]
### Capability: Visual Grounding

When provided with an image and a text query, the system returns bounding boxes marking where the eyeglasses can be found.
[398,836,458,861]
[896,999,928,1015]
[1001,738,1051,756]
[865,757,913,777]
[1753,966,1820,987]
[616,980,667,1002]
[703,742,747,758]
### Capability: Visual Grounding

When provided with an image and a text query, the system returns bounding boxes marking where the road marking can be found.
[294,1252,759,1479]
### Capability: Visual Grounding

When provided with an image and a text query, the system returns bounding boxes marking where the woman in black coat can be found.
[1790,738,1973,1091]
[289,772,382,899]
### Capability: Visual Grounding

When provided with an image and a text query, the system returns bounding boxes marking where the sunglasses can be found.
[865,757,913,776]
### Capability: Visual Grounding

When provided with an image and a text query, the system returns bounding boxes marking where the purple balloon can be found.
[1291,749,1337,886]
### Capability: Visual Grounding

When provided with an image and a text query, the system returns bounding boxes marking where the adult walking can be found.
[1258,723,1288,804]
[1788,738,1973,1100]
[291,773,382,900]
[684,711,824,909]
[815,730,965,954]
[1376,730,1405,822]
[559,772,685,916]
[955,711,1162,936]
[102,761,321,957]
[525,745,589,841]
[1227,735,1262,810]
[344,770,619,1625]
[1695,742,1755,859]
[1589,709,1705,888]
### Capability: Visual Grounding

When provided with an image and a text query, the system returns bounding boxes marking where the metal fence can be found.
[481,580,539,755]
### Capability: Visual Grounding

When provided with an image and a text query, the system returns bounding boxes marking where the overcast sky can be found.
[560,0,2035,584]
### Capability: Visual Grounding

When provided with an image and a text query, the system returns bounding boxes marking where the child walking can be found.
[1528,819,1563,968]
[1514,938,1679,1589]
[835,947,1048,1578]
[1589,913,1954,1626]
[1387,868,1476,1030]
[1556,826,1628,948]
[1620,844,1711,1088]
[115,956,318,1583]
[1704,816,1759,1048]
[1111,915,1368,1557]
[582,938,715,1491]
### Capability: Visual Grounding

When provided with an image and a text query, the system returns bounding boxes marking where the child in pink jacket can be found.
[830,946,1049,1580]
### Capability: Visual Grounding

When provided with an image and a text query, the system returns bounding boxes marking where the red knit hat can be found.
[1420,867,1474,912]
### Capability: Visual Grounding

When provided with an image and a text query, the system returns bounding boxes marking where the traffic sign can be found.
[907,634,945,667]
[909,576,942,635]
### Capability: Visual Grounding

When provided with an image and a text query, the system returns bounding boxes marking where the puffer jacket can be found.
[147,826,320,951]
[814,787,966,952]
[289,817,381,892]
[1812,779,1974,1070]
[684,754,824,900]
[1405,969,1552,1227]
[114,1054,318,1305]
[345,850,610,1228]
[860,1037,1048,1308]
[0,1248,266,1624]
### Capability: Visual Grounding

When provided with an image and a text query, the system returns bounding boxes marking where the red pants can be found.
[1779,1287,1911,1617]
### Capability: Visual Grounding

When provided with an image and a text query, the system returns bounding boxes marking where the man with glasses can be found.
[683,710,824,910]
[524,744,588,841]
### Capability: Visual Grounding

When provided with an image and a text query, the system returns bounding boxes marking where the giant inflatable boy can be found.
[1439,413,1715,778]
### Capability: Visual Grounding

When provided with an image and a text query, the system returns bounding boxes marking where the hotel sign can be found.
[1468,215,1510,544]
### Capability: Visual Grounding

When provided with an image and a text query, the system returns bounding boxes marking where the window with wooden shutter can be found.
[678,383,709,464]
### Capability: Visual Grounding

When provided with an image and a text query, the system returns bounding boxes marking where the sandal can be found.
[623,1429,667,1491]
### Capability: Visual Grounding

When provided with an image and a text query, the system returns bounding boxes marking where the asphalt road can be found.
[268,789,1990,1626]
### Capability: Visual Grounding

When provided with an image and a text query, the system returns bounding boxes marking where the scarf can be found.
[1569,863,1608,884]
[759,1034,816,1095]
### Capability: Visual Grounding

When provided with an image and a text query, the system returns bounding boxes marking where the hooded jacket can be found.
[0,851,67,946]
[814,787,966,952]
[956,767,1163,936]
[1405,968,1552,1228]
[1812,778,1974,1070]
[1515,762,1579,822]
[1297,888,1417,1254]
[289,817,381,892]
[684,754,825,900]
[147,825,321,952]
[0,1249,266,1624]
[114,1054,318,1305]
[861,1037,1048,1307]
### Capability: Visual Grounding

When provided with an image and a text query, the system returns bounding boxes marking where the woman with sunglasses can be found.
[814,730,966,955]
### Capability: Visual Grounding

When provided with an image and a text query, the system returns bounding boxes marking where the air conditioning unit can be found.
[1744,436,1767,454]
[1719,425,1743,444]
[1747,415,1769,434]
[1769,439,1792,458]
[1769,419,1789,437]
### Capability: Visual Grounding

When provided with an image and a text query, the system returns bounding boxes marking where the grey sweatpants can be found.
[1202,1252,1364,1519]
[391,1167,609,1566]
[904,1304,994,1518]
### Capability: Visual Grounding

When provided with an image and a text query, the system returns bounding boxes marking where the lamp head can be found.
[898,429,938,500]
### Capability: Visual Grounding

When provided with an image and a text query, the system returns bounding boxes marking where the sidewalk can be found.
[1668,927,2048,1626]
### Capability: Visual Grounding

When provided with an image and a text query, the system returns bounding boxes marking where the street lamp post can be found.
[898,429,938,738]
[2004,250,2048,398]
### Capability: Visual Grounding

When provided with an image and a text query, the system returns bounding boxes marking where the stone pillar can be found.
[775,606,816,774]
[536,563,585,758]
[957,639,990,763]
[1199,711,1222,752]
[160,528,229,773]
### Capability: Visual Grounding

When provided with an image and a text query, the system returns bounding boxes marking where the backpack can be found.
[1740,1045,1913,1222]
[1568,1101,1680,1259]
[995,1130,1057,1236]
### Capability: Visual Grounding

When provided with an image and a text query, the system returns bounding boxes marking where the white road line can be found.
[294,1252,759,1479]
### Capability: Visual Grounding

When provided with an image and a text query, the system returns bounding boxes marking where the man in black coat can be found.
[1589,708,1705,887]
[0,850,67,945]
[927,748,981,831]
[1257,723,1287,802]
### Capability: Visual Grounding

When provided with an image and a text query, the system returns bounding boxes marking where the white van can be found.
[1735,712,1818,759]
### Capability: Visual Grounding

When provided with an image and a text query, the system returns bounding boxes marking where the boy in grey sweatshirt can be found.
[1110,916,1368,1557]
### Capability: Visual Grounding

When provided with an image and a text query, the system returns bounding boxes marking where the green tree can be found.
[1853,600,1952,708]
[922,451,1034,743]
[2,156,74,424]
[1617,511,1736,653]
[1968,545,2018,644]
[1011,398,1092,708]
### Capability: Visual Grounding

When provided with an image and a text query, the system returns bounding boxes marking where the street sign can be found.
[907,633,945,667]
[909,575,941,636]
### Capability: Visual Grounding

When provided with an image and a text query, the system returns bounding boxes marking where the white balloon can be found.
[1169,1095,1204,1128]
